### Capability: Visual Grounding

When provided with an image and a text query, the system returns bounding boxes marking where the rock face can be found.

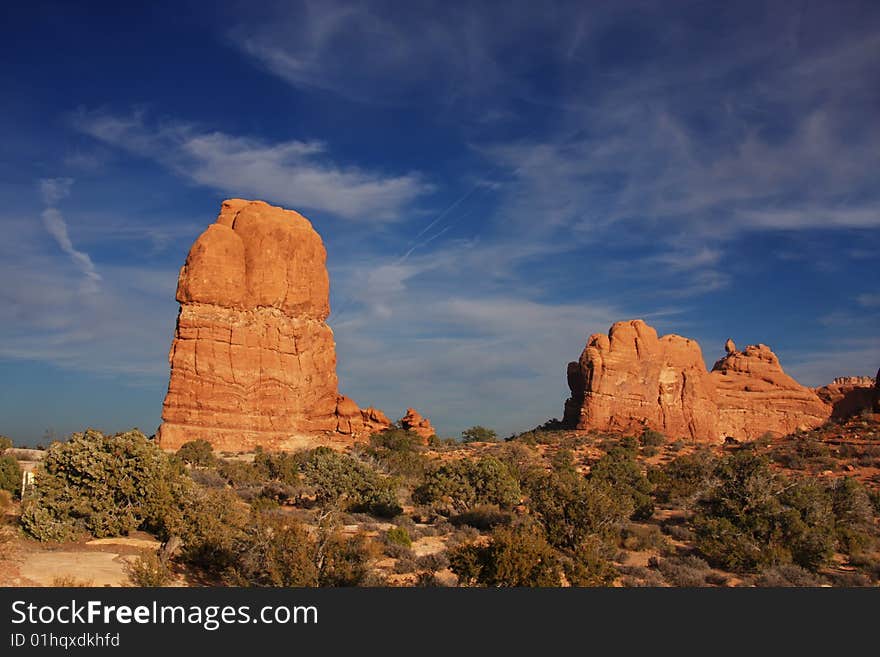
[158,199,390,452]
[563,319,835,442]
[815,376,877,418]
[398,408,436,442]
[710,344,831,438]
[563,320,718,441]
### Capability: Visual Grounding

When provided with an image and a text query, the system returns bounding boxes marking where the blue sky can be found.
[1,1,879,446]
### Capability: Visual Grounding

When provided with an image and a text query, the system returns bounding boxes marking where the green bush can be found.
[561,537,617,586]
[224,512,318,587]
[449,524,561,587]
[639,428,666,447]
[692,452,838,573]
[0,455,22,496]
[412,457,520,515]
[300,447,401,517]
[172,487,250,576]
[176,439,216,467]
[0,436,12,451]
[461,426,497,443]
[829,477,876,554]
[252,448,300,486]
[649,450,717,505]
[362,429,427,480]
[526,464,632,550]
[20,429,188,542]
[757,564,826,587]
[218,460,265,488]
[385,526,412,547]
[589,447,654,520]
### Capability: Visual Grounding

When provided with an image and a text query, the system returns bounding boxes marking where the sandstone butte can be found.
[157,199,393,452]
[562,319,871,442]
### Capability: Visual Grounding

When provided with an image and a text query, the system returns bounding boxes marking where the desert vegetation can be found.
[1,414,879,587]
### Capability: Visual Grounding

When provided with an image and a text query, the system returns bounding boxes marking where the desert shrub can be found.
[393,555,419,574]
[450,504,513,530]
[756,564,825,587]
[692,453,836,573]
[299,448,401,517]
[224,512,318,587]
[828,477,876,554]
[188,467,227,489]
[621,566,666,587]
[385,526,412,547]
[0,436,12,451]
[20,429,187,542]
[649,449,717,505]
[0,455,22,496]
[664,523,695,542]
[176,439,216,467]
[653,555,711,587]
[252,448,300,485]
[589,447,654,520]
[383,542,414,560]
[0,488,11,512]
[171,486,250,576]
[620,523,673,553]
[639,428,666,447]
[317,532,376,587]
[218,460,265,488]
[125,550,175,587]
[562,537,617,586]
[51,576,93,587]
[449,524,562,587]
[493,442,540,486]
[461,426,497,443]
[412,457,520,515]
[416,552,449,572]
[362,429,427,480]
[526,464,632,550]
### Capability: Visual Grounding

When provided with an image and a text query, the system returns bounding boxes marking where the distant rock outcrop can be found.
[710,344,831,438]
[158,199,390,452]
[563,319,836,442]
[815,376,877,419]
[562,320,718,441]
[398,408,436,442]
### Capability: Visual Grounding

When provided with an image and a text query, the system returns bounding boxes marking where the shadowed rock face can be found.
[564,319,838,442]
[158,199,390,452]
[814,376,877,419]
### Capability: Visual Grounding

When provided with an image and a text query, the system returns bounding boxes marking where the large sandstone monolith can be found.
[814,376,877,419]
[563,320,719,441]
[709,344,831,438]
[158,199,390,452]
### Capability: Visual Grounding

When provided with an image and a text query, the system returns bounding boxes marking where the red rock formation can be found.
[158,199,389,452]
[563,320,718,441]
[563,320,836,442]
[399,408,436,442]
[815,376,877,418]
[710,344,831,438]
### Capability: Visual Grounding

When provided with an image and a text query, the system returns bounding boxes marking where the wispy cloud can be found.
[74,110,432,222]
[39,178,101,294]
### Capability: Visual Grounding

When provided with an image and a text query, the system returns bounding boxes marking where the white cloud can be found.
[38,178,101,294]
[74,111,431,222]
